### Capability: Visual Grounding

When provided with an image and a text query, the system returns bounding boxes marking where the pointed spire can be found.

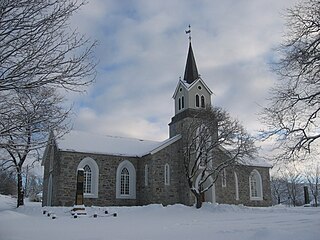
[183,41,199,84]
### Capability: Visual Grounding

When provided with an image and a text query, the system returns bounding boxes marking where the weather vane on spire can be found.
[185,24,191,42]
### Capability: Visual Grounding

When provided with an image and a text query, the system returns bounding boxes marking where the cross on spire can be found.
[185,24,191,42]
[183,25,199,84]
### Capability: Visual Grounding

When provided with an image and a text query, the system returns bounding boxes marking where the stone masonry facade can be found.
[42,136,271,207]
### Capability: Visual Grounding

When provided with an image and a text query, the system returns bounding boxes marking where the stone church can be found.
[42,38,272,207]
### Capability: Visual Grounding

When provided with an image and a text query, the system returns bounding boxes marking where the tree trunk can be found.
[195,194,203,209]
[17,172,24,207]
[191,189,203,209]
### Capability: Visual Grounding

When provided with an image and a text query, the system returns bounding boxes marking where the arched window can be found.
[116,160,136,199]
[145,164,148,186]
[120,167,130,195]
[221,168,227,187]
[196,94,200,107]
[164,164,170,186]
[201,95,205,108]
[83,165,92,194]
[181,96,185,109]
[249,170,263,200]
[178,98,181,110]
[234,172,239,200]
[77,157,99,198]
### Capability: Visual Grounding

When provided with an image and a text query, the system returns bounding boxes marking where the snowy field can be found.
[0,195,319,240]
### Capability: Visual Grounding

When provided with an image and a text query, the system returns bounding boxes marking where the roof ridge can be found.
[69,130,160,143]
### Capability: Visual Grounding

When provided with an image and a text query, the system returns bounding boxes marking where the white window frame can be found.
[234,171,239,200]
[195,94,200,107]
[120,167,130,196]
[221,168,227,188]
[181,96,185,109]
[201,95,205,108]
[116,160,136,199]
[83,165,92,194]
[164,163,170,186]
[77,157,99,198]
[249,169,263,201]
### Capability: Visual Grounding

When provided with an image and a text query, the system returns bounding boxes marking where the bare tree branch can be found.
[0,87,70,207]
[0,0,96,92]
[261,0,320,161]
[182,105,256,208]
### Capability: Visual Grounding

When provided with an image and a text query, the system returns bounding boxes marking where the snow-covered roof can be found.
[239,156,273,168]
[217,146,272,168]
[57,130,181,157]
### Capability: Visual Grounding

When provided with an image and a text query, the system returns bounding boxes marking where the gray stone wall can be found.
[213,165,272,207]
[42,136,271,208]
[55,151,141,207]
[138,139,190,206]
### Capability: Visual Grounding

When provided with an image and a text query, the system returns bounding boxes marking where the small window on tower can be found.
[196,94,200,107]
[198,85,202,90]
[178,98,181,110]
[201,96,205,108]
[181,96,185,109]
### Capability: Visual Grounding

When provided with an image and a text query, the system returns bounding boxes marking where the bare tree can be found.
[0,168,17,195]
[270,175,287,205]
[305,163,319,207]
[0,0,96,92]
[261,0,320,161]
[0,87,69,207]
[280,166,303,206]
[0,0,96,206]
[182,106,256,208]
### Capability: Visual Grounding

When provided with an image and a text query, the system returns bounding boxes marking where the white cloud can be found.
[67,0,295,152]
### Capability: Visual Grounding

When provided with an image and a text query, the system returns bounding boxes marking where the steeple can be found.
[183,40,199,84]
[170,28,213,138]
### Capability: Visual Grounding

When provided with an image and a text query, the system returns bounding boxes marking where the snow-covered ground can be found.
[0,195,319,240]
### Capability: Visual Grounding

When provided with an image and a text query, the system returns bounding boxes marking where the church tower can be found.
[169,34,213,138]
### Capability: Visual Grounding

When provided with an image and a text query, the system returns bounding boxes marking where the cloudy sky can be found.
[68,0,297,143]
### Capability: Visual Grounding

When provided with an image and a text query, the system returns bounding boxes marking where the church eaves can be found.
[183,42,199,84]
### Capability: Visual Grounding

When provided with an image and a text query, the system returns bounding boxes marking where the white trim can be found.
[249,169,263,201]
[181,95,185,109]
[77,157,99,198]
[116,160,136,199]
[195,94,200,108]
[149,134,181,155]
[234,172,239,201]
[200,95,205,108]
[172,78,213,99]
[221,168,227,187]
